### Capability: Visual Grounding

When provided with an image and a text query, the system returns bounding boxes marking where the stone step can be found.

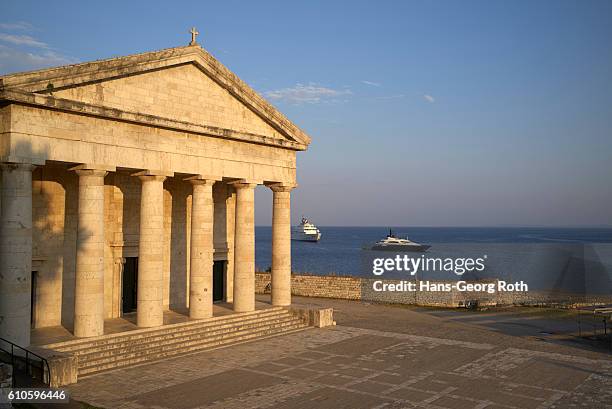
[78,319,305,369]
[79,323,308,377]
[67,314,299,356]
[51,310,295,355]
[75,315,303,360]
[46,308,288,352]
[79,320,300,366]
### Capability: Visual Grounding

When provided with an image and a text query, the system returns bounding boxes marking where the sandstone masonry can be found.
[0,44,310,347]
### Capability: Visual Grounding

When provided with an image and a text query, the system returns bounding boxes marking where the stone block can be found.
[290,307,334,328]
[30,347,78,387]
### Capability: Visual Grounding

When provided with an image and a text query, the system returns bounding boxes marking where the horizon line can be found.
[254,224,612,229]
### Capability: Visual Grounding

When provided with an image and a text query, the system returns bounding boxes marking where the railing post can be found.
[44,361,50,385]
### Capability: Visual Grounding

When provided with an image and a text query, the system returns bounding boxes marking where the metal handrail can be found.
[0,337,50,387]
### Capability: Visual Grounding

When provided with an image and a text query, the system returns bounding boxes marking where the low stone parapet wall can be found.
[256,272,361,300]
[256,272,612,308]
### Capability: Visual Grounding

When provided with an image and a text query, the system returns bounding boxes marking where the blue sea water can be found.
[255,227,612,279]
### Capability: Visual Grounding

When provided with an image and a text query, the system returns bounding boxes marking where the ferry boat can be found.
[370,229,430,252]
[291,217,321,242]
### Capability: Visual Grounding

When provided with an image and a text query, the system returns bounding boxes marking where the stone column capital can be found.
[69,164,114,178]
[229,180,259,190]
[233,183,257,190]
[69,163,115,172]
[132,169,173,182]
[268,183,297,193]
[184,175,220,186]
[137,174,167,183]
[73,169,108,178]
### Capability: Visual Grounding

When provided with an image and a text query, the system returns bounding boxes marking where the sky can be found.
[2,0,611,227]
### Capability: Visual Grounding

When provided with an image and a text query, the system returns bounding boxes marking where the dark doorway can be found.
[213,261,225,302]
[31,271,37,328]
[122,257,138,314]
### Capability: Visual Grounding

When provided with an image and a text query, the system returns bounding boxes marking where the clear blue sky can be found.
[2,0,611,227]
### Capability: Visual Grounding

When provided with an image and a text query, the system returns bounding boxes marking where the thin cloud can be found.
[265,83,352,104]
[0,45,78,75]
[375,94,405,100]
[361,80,381,87]
[0,22,35,31]
[0,22,77,75]
[0,33,48,48]
[423,94,435,103]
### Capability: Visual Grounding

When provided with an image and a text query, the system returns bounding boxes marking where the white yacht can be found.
[370,229,430,252]
[292,217,321,242]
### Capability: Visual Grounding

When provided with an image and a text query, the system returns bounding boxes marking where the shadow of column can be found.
[167,178,189,311]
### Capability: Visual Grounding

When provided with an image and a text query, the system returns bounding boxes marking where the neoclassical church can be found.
[0,35,311,349]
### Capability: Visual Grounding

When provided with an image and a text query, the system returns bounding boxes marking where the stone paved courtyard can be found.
[65,297,612,409]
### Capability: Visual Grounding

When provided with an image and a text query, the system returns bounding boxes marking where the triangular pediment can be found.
[0,46,311,147]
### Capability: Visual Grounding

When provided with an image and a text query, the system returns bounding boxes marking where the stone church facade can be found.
[0,44,310,346]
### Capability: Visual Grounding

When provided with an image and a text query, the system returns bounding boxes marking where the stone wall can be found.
[256,273,612,308]
[256,273,361,300]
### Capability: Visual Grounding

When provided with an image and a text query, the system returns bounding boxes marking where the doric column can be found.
[270,184,295,306]
[134,171,169,327]
[186,176,217,319]
[232,181,257,312]
[72,166,109,337]
[0,163,34,346]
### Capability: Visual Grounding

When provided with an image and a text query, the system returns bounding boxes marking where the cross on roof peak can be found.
[189,27,199,46]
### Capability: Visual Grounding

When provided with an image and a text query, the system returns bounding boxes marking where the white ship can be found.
[370,229,430,252]
[291,217,321,242]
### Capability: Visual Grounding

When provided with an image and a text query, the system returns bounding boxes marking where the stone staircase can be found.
[42,307,307,377]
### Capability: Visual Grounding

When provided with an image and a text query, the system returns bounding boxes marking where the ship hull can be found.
[291,232,321,242]
[370,244,430,252]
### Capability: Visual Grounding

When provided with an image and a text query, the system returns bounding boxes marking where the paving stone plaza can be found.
[68,296,612,409]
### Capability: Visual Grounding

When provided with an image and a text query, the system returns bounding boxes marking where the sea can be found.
[255,227,612,292]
